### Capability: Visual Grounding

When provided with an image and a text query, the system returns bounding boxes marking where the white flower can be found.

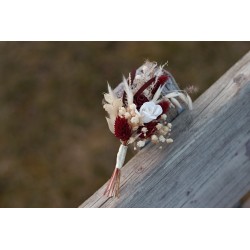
[139,101,163,123]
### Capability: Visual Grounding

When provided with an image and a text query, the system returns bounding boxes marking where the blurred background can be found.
[0,42,249,207]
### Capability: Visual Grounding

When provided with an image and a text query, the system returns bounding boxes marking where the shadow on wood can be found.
[80,51,250,208]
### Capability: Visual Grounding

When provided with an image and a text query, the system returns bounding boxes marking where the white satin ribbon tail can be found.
[116,144,128,169]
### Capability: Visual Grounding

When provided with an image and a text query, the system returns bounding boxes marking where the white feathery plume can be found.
[178,92,193,110]
[104,93,112,103]
[123,76,133,106]
[186,94,193,110]
[152,85,164,103]
[104,82,116,105]
[112,98,123,111]
[103,103,113,114]
[107,82,115,98]
[177,92,187,103]
[103,82,123,134]
[170,97,182,110]
[154,62,167,78]
[164,92,180,99]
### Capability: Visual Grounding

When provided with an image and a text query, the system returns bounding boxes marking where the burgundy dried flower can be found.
[152,74,169,95]
[138,121,158,139]
[114,116,132,142]
[158,74,169,84]
[134,94,149,109]
[159,100,170,114]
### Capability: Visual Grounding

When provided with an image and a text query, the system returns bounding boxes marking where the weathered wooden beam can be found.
[80,51,250,208]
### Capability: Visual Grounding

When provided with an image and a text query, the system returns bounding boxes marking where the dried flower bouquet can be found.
[103,61,192,197]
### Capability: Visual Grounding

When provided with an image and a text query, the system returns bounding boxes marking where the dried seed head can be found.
[114,116,132,142]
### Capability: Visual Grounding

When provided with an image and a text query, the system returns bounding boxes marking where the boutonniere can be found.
[103,61,192,197]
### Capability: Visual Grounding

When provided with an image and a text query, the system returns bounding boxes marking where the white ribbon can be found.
[116,144,128,169]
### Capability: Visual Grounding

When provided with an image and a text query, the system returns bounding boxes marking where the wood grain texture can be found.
[80,51,250,208]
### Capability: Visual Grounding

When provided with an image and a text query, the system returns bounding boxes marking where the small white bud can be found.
[120,107,126,112]
[141,127,148,133]
[130,110,136,116]
[124,112,131,119]
[151,135,158,143]
[137,140,145,148]
[161,114,167,120]
[166,138,173,144]
[129,104,136,110]
[156,123,163,130]
[131,116,139,124]
[159,135,166,143]
[119,108,126,116]
[167,123,172,128]
[163,126,169,133]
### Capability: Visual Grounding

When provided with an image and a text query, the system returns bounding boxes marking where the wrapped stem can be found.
[104,144,128,197]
